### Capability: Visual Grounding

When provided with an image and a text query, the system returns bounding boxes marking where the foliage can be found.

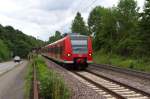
[88,0,142,57]
[71,12,88,35]
[93,50,150,73]
[24,62,33,99]
[35,56,70,99]
[86,0,150,72]
[115,0,140,56]
[0,24,43,59]
[88,7,118,51]
[140,0,150,55]
[48,31,62,43]
[0,39,10,61]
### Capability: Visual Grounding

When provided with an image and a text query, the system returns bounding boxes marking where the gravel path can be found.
[44,58,105,99]
[0,61,28,99]
[88,65,150,94]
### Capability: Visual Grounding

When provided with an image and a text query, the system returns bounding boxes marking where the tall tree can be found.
[0,24,43,58]
[55,31,62,40]
[117,0,139,35]
[88,6,117,51]
[115,0,139,55]
[48,31,62,43]
[88,0,140,56]
[71,12,88,35]
[0,39,10,61]
[140,0,150,55]
[88,6,103,34]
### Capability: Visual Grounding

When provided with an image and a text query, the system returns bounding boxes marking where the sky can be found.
[0,0,145,41]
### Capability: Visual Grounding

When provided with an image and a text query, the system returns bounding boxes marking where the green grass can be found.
[35,56,70,99]
[24,62,33,99]
[93,50,150,73]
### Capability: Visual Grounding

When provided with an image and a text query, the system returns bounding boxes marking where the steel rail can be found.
[44,56,150,98]
[73,71,126,99]
[91,63,150,80]
[86,69,150,97]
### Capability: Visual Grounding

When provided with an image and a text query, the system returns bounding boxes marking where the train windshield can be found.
[71,39,88,54]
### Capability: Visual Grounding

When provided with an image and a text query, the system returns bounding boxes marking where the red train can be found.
[41,33,93,69]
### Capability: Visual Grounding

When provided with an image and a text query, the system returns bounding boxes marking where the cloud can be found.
[0,0,145,41]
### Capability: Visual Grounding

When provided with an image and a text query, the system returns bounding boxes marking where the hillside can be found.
[0,24,43,61]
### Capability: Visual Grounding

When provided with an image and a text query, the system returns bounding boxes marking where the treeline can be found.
[0,24,43,61]
[48,31,62,43]
[71,0,150,57]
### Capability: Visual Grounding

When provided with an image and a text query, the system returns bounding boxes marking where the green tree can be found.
[0,39,10,61]
[48,31,62,43]
[88,6,103,34]
[71,12,88,35]
[116,0,140,56]
[88,0,140,56]
[88,6,117,51]
[14,40,31,58]
[0,24,43,59]
[55,31,62,40]
[117,0,139,36]
[140,0,150,55]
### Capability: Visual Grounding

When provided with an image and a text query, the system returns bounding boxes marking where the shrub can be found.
[93,50,150,73]
[24,63,33,99]
[35,57,70,99]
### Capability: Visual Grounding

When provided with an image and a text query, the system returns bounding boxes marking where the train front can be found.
[66,34,93,69]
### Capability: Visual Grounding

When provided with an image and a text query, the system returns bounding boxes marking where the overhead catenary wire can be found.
[72,0,99,14]
[80,0,99,12]
[60,0,99,33]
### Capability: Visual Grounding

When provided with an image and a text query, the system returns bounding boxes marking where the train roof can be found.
[63,33,88,37]
[45,33,89,48]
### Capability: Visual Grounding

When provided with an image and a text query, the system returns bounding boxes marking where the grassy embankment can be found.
[93,50,150,73]
[25,56,70,99]
[24,61,33,99]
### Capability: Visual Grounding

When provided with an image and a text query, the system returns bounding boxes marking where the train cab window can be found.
[71,40,88,54]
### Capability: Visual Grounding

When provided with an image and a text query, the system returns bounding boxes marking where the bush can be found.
[93,50,150,73]
[35,57,70,99]
[24,63,33,99]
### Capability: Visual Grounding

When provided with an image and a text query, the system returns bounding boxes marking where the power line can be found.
[73,0,85,13]
[81,0,98,12]
[60,0,98,32]
[72,0,98,14]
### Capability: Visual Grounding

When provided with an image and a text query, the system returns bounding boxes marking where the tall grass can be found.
[93,50,150,73]
[35,56,70,99]
[24,62,33,99]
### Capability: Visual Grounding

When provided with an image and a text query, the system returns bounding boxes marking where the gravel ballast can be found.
[88,65,150,94]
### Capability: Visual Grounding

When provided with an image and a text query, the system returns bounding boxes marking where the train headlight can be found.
[89,53,92,56]
[67,53,71,57]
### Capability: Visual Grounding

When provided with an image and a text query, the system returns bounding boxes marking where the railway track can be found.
[72,70,150,99]
[44,57,150,98]
[91,64,150,80]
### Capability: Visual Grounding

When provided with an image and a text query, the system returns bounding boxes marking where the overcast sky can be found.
[0,0,145,41]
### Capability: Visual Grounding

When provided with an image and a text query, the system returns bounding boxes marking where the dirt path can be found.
[0,61,28,99]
